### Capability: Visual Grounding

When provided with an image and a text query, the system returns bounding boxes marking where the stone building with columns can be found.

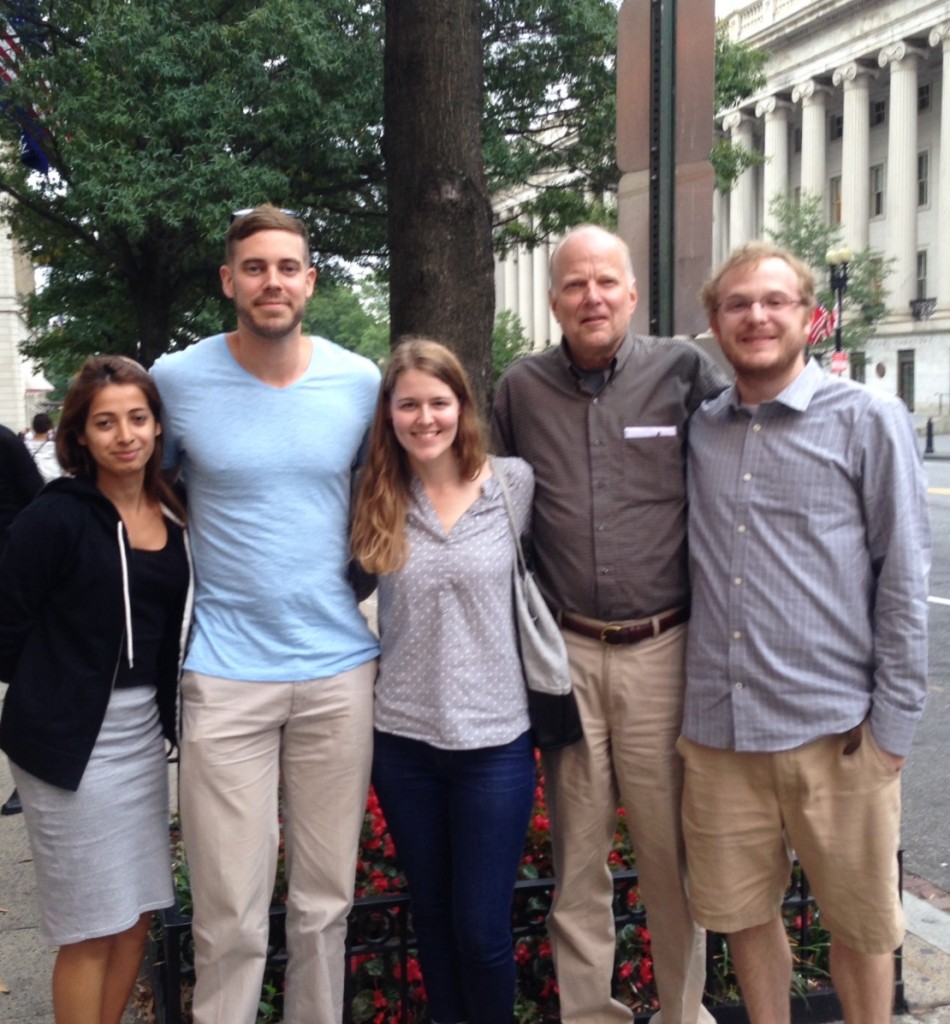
[717,0,950,418]
[0,226,43,433]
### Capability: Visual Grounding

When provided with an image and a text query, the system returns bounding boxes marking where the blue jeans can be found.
[371,729,535,1024]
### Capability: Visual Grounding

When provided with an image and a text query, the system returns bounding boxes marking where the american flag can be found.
[0,5,49,174]
[807,303,839,346]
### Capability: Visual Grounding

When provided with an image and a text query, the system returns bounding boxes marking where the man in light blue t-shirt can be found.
[152,205,380,1024]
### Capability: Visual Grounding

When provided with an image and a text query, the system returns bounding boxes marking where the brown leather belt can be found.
[560,606,690,645]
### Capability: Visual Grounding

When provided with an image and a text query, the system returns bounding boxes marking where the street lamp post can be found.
[825,246,853,353]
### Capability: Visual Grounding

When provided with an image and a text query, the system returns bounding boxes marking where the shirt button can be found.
[734,681,744,690]
[734,577,742,586]
[737,524,747,533]
[752,424,762,432]
[597,523,607,532]
[592,397,600,406]
[733,631,742,640]
[742,472,752,482]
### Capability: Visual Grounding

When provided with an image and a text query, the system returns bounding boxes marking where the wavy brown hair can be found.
[700,240,816,318]
[56,355,185,520]
[350,338,487,575]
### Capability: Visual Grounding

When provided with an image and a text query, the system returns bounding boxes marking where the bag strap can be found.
[490,457,529,579]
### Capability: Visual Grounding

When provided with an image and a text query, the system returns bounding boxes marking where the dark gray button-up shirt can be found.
[492,332,728,621]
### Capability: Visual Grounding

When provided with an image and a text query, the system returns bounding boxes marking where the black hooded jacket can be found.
[0,476,191,791]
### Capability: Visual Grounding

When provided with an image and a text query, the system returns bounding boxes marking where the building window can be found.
[869,164,885,218]
[918,151,930,207]
[829,175,842,225]
[917,251,928,300]
[870,98,887,127]
[830,113,844,141]
[898,350,915,411]
[851,352,866,385]
[919,83,931,112]
[793,127,802,153]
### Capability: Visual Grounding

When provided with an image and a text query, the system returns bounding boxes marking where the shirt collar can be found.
[557,330,633,391]
[719,356,823,416]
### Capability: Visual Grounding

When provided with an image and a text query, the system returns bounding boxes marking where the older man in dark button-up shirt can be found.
[493,224,728,1024]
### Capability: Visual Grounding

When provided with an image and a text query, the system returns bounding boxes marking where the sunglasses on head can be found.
[229,208,301,223]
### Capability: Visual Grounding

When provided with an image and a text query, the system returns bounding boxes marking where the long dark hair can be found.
[56,355,184,518]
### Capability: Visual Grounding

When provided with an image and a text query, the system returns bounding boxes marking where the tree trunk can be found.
[383,0,495,411]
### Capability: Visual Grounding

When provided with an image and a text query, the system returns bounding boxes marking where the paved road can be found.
[903,455,950,891]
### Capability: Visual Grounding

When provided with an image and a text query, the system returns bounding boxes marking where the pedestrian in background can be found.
[351,338,536,1024]
[681,241,930,1024]
[0,420,44,818]
[24,412,64,483]
[0,355,191,1024]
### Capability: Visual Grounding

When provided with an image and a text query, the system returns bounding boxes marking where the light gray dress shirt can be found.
[684,359,930,757]
[374,457,533,750]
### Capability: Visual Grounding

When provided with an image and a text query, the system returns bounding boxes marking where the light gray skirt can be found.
[12,685,174,946]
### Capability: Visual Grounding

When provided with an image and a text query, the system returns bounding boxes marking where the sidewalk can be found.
[3,726,950,1024]
[0,735,147,1023]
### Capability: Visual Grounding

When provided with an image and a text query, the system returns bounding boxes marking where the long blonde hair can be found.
[350,338,487,574]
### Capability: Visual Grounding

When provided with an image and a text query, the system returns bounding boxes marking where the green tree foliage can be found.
[484,0,620,251]
[711,25,767,193]
[0,0,620,380]
[767,193,891,353]
[0,0,385,372]
[491,309,533,381]
[305,280,390,366]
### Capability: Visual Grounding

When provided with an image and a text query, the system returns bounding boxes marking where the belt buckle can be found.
[600,623,623,644]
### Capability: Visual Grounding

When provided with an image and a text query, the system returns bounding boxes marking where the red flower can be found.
[639,956,655,986]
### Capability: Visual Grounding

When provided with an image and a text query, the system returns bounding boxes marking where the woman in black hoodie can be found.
[0,355,191,1024]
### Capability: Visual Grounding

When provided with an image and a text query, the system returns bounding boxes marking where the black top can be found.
[0,477,190,790]
[0,423,43,554]
[115,529,189,689]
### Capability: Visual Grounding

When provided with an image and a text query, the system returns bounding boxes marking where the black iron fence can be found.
[147,859,905,1024]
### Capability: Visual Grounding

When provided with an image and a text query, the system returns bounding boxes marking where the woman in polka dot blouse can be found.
[352,338,536,1024]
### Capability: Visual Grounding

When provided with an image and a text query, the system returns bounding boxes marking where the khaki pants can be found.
[179,661,376,1024]
[544,624,713,1024]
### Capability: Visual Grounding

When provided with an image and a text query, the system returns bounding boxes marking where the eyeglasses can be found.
[716,294,805,317]
[229,208,301,223]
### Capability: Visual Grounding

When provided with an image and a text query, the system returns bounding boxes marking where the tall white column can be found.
[503,252,518,322]
[833,61,876,250]
[0,212,32,429]
[879,42,924,314]
[531,237,549,348]
[516,243,534,342]
[723,110,757,248]
[792,80,830,203]
[930,24,950,311]
[755,96,791,234]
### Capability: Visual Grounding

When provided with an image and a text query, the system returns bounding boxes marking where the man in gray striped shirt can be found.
[680,241,930,1024]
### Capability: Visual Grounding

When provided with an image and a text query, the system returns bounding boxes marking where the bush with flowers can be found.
[165,749,832,1024]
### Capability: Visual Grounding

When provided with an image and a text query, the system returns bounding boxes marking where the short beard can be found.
[235,301,306,341]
